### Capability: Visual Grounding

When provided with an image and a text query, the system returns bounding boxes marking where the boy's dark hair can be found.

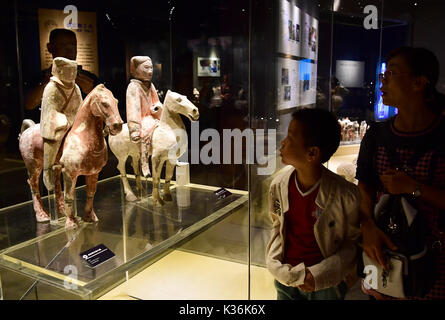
[386,46,445,114]
[49,28,76,44]
[291,108,341,163]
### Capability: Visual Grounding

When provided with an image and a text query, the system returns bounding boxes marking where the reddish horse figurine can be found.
[19,84,123,229]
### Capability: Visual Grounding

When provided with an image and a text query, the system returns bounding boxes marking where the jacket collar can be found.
[279,165,334,212]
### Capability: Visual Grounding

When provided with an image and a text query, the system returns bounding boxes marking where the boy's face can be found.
[280,119,310,167]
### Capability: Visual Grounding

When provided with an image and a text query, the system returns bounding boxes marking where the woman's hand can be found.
[379,168,416,195]
[361,218,397,269]
[299,269,316,292]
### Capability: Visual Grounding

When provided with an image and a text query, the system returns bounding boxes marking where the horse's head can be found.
[89,84,123,135]
[164,90,199,121]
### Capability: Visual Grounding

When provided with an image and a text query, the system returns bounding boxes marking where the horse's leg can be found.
[54,165,65,216]
[117,157,137,202]
[163,159,175,202]
[151,155,165,206]
[28,169,50,222]
[140,143,151,177]
[131,154,142,197]
[63,171,79,229]
[84,173,99,223]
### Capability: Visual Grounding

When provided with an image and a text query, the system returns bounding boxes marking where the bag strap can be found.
[54,82,75,113]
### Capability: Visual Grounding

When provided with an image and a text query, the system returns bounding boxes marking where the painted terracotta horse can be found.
[109,90,199,205]
[19,84,123,228]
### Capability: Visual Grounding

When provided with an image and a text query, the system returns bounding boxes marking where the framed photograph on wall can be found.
[197,57,220,77]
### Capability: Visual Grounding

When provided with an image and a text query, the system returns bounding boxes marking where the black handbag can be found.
[368,193,440,298]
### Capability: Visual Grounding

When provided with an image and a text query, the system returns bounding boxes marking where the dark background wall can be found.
[1,0,445,208]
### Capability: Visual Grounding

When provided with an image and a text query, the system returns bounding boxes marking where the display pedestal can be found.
[0,176,247,300]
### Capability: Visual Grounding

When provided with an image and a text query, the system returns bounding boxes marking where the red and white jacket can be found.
[266,165,361,291]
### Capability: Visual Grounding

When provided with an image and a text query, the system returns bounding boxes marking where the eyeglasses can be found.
[378,70,411,82]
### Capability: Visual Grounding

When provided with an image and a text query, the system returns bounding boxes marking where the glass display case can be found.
[0,176,248,299]
[0,0,444,300]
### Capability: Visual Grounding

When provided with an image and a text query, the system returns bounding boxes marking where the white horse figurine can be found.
[109,90,199,205]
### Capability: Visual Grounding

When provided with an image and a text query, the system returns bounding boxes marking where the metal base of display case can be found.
[0,175,248,300]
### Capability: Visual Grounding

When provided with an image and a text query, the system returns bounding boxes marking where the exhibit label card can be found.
[80,244,115,268]
[214,188,232,200]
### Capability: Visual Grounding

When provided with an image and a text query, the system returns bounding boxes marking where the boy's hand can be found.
[298,269,315,292]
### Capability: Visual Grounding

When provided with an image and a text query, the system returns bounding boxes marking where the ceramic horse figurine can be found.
[19,84,123,228]
[109,90,199,205]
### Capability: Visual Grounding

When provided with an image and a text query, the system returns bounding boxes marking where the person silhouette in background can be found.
[24,28,100,122]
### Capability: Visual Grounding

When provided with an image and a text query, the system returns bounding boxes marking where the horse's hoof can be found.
[36,212,50,223]
[83,211,99,223]
[65,217,79,229]
[125,192,138,202]
[153,197,165,206]
[163,193,172,202]
[141,165,151,177]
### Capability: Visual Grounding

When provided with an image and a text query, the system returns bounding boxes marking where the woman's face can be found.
[380,55,417,109]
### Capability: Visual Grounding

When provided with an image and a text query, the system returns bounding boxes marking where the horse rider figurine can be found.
[126,56,163,176]
[41,57,82,191]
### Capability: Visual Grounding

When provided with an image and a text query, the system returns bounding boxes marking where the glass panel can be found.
[381,0,445,107]
[249,0,333,300]
[0,0,250,300]
[331,0,383,139]
[248,0,382,300]
[0,177,247,299]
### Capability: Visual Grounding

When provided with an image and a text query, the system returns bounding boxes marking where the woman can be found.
[356,47,445,299]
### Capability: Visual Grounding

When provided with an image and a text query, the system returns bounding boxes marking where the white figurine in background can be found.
[210,85,222,108]
[193,88,200,98]
[353,120,360,141]
[126,56,163,177]
[40,57,83,191]
[109,90,199,204]
[360,120,368,140]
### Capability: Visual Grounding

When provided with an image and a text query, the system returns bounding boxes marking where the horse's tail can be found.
[18,119,36,140]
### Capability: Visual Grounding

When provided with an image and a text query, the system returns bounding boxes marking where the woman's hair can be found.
[386,47,445,114]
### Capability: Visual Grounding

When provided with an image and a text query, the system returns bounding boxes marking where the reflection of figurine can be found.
[353,121,360,141]
[127,56,163,176]
[210,85,222,108]
[220,74,231,105]
[192,88,200,105]
[337,162,357,183]
[19,84,123,227]
[338,118,364,142]
[109,91,199,205]
[359,120,368,140]
[234,88,247,110]
[40,57,83,191]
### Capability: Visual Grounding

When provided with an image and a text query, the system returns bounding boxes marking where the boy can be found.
[266,108,361,300]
